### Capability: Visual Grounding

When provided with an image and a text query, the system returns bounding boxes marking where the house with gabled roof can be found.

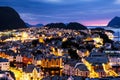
[23,64,43,80]
[0,58,9,71]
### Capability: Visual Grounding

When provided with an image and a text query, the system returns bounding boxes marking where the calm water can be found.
[88,26,120,41]
[106,28,120,41]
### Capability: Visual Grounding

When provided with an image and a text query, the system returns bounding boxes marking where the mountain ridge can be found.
[0,6,27,31]
[45,22,88,30]
[107,16,120,28]
[26,23,44,27]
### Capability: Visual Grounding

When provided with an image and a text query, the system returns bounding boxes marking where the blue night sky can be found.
[0,0,120,26]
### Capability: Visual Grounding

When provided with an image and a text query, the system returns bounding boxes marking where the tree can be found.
[68,49,79,60]
[32,39,39,47]
[92,32,113,44]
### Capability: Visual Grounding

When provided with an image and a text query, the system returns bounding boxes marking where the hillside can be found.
[45,22,88,30]
[0,6,27,31]
[107,16,120,28]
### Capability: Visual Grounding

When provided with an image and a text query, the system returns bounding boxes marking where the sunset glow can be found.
[82,19,109,26]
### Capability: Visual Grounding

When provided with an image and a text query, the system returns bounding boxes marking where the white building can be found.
[8,55,14,62]
[0,58,9,71]
[16,54,23,62]
[109,57,120,66]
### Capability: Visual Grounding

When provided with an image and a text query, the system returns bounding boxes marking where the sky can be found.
[0,0,120,26]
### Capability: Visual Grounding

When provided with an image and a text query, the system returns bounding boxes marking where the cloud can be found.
[114,0,120,4]
[20,13,37,20]
[88,8,120,15]
[36,0,61,3]
[30,0,97,4]
[19,13,40,24]
[1,0,120,26]
[19,13,70,24]
[30,0,62,3]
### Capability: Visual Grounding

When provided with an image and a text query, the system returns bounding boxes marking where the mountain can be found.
[107,16,120,28]
[67,22,88,30]
[0,6,27,31]
[26,23,44,27]
[45,22,88,30]
[25,23,31,27]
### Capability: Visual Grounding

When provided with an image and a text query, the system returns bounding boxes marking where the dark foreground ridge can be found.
[0,6,27,31]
